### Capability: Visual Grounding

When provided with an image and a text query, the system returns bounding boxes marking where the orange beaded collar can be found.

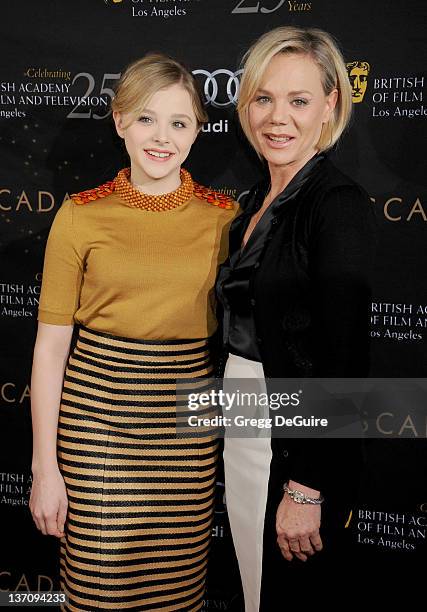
[115,167,193,211]
[71,168,234,211]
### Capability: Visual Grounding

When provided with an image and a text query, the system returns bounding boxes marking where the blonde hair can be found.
[237,26,353,154]
[112,53,208,128]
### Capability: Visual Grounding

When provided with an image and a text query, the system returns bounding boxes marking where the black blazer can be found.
[216,155,377,498]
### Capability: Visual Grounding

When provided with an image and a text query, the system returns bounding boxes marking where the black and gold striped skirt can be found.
[57,325,218,611]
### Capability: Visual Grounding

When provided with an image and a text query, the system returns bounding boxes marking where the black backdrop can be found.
[0,0,426,607]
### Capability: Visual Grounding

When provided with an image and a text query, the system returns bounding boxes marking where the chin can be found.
[142,164,179,180]
[147,167,174,179]
[263,150,294,166]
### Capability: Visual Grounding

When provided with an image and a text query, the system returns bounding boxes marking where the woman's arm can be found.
[310,184,376,376]
[286,185,376,489]
[29,322,74,537]
[276,185,376,559]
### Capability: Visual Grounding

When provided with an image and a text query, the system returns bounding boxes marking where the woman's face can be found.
[113,83,199,187]
[248,53,338,172]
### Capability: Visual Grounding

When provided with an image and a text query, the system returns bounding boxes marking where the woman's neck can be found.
[267,151,318,200]
[130,164,182,196]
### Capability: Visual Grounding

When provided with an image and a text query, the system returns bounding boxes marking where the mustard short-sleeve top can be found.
[38,168,238,340]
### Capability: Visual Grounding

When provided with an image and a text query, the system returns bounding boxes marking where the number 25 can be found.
[232,0,286,14]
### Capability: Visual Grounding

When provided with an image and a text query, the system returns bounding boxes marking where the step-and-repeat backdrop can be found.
[0,0,425,607]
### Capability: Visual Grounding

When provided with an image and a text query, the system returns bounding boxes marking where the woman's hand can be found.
[30,322,73,538]
[30,467,68,538]
[276,481,323,562]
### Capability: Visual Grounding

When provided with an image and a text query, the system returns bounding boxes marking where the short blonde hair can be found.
[237,26,353,153]
[112,53,208,128]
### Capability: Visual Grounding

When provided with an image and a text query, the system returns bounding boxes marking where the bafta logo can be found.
[346,61,370,103]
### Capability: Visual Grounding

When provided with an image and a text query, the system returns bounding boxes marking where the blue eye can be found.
[138,115,153,123]
[292,98,308,107]
[255,96,271,104]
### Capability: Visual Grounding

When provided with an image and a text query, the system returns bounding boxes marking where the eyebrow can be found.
[256,88,313,96]
[173,113,194,123]
[288,90,313,96]
[143,108,194,122]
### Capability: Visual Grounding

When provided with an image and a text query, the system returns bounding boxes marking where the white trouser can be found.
[223,353,272,612]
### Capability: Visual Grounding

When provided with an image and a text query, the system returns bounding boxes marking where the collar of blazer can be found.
[229,152,326,254]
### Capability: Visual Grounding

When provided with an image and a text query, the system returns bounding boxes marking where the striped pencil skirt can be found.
[57,325,218,611]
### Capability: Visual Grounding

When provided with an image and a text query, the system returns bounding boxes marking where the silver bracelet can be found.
[283,482,324,505]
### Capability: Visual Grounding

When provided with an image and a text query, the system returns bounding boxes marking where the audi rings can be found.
[192,69,243,108]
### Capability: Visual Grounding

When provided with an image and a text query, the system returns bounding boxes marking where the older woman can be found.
[217,27,376,610]
[30,53,237,611]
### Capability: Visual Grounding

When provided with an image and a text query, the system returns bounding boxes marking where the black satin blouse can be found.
[217,154,325,362]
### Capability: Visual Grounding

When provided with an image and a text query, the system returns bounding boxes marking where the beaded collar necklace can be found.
[71,168,235,211]
[114,167,193,212]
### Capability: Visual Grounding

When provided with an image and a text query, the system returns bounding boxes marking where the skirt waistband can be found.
[72,325,211,365]
[77,324,209,346]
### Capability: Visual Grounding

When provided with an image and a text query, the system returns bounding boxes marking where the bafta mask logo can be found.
[346,61,370,103]
[104,0,123,4]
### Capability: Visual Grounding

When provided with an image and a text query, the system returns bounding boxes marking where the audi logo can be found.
[192,69,243,108]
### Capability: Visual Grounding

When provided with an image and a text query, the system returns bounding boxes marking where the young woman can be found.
[30,53,237,611]
[216,27,376,610]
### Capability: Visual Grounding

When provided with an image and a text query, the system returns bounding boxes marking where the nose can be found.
[268,101,290,125]
[153,122,170,144]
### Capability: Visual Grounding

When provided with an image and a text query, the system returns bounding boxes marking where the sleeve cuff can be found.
[37,310,75,325]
